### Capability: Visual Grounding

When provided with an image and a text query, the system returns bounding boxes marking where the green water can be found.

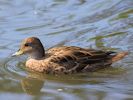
[0,0,133,100]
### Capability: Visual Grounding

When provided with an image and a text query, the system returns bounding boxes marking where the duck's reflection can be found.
[20,66,125,95]
[20,71,102,95]
[21,72,45,95]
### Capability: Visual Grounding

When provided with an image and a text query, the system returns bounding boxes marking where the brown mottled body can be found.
[13,37,128,74]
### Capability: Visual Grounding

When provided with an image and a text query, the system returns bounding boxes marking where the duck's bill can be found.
[12,50,23,57]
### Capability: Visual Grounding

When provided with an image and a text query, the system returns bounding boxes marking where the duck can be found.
[12,37,128,74]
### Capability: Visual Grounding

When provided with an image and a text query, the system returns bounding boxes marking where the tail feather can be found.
[111,52,128,62]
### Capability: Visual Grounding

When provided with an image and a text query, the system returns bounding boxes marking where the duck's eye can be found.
[25,43,30,47]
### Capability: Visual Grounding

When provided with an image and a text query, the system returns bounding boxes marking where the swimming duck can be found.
[13,37,128,74]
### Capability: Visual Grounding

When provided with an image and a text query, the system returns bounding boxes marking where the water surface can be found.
[0,0,133,100]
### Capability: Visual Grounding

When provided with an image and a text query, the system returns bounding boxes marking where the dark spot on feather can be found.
[59,57,68,63]
[65,55,74,61]
[73,52,86,57]
[106,51,116,55]
[50,57,58,62]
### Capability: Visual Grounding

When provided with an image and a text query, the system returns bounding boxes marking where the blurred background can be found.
[0,0,133,100]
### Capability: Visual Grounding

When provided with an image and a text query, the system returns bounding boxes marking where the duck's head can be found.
[12,37,45,59]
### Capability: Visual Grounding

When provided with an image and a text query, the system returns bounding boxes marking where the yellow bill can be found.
[12,50,23,57]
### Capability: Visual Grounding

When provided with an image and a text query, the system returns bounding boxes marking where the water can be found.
[0,0,133,100]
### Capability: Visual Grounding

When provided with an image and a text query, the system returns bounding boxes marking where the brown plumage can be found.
[13,37,128,74]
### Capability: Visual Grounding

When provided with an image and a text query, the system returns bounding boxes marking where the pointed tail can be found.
[111,52,128,62]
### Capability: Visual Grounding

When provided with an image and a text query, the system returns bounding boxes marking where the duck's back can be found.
[46,46,117,73]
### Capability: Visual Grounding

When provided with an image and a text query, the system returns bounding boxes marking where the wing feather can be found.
[46,46,114,70]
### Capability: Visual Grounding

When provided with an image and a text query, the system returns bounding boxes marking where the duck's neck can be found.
[29,48,45,60]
